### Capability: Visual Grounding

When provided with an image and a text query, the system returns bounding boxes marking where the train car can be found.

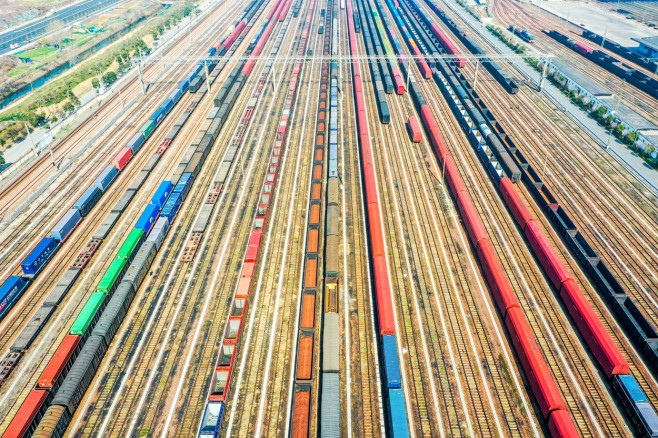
[94,165,119,192]
[161,192,182,222]
[50,209,81,242]
[37,334,81,390]
[69,292,106,336]
[382,334,401,388]
[140,120,156,139]
[74,186,101,217]
[112,147,133,171]
[22,237,59,276]
[126,133,145,154]
[135,204,160,234]
[386,388,410,438]
[406,116,422,143]
[3,389,48,437]
[198,402,224,437]
[97,257,128,295]
[0,277,28,319]
[117,229,144,262]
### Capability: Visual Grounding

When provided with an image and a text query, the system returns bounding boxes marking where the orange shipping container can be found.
[296,336,313,380]
[304,257,317,288]
[300,294,315,328]
[292,390,310,438]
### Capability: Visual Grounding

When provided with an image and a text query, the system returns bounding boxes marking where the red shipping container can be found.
[547,409,580,438]
[560,279,629,377]
[406,116,422,143]
[236,276,252,299]
[499,177,534,231]
[476,239,520,318]
[524,220,572,289]
[245,230,262,263]
[112,147,133,171]
[4,389,48,437]
[505,307,567,418]
[574,41,593,55]
[373,256,396,335]
[38,334,80,388]
[455,190,487,246]
[444,158,466,195]
[430,23,466,67]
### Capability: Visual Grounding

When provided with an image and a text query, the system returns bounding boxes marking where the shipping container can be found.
[112,147,133,171]
[382,334,401,388]
[70,292,106,335]
[51,209,82,242]
[94,165,119,192]
[97,257,127,295]
[406,116,422,143]
[150,107,165,126]
[320,373,340,437]
[4,389,48,437]
[126,133,145,153]
[161,193,183,222]
[152,180,173,209]
[135,204,160,233]
[323,313,339,372]
[37,334,81,389]
[140,120,156,138]
[174,173,194,199]
[117,229,145,261]
[22,237,59,276]
[245,230,262,263]
[74,186,101,217]
[387,388,410,438]
[146,217,170,249]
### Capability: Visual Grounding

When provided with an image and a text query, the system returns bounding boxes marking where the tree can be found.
[92,78,100,89]
[63,101,75,113]
[68,90,80,106]
[102,71,117,85]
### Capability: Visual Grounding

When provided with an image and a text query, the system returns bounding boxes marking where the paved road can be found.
[0,0,126,54]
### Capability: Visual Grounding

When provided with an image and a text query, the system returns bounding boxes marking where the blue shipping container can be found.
[178,81,189,94]
[170,88,183,104]
[173,173,194,199]
[127,133,146,154]
[150,107,165,126]
[387,389,410,438]
[0,276,28,318]
[636,403,658,436]
[94,165,119,192]
[21,237,59,276]
[51,209,82,242]
[74,186,101,217]
[382,335,401,388]
[152,180,173,209]
[162,98,174,114]
[618,375,648,403]
[135,204,160,233]
[328,158,338,178]
[161,193,182,222]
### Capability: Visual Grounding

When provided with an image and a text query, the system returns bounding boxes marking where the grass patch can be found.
[16,47,56,59]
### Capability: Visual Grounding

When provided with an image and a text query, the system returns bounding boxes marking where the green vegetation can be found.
[0,2,197,149]
[16,47,57,60]
[486,25,527,54]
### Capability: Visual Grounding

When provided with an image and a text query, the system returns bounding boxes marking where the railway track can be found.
[489,0,658,125]
[0,3,242,359]
[335,8,384,435]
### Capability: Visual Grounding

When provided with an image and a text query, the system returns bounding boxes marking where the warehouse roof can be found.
[551,59,613,97]
[632,36,658,52]
[599,96,658,131]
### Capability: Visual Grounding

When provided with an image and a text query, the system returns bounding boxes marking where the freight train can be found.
[346,0,411,435]
[509,24,534,43]
[546,29,658,99]
[426,1,518,94]
[582,29,658,74]
[3,0,270,435]
[197,0,314,436]
[385,0,658,436]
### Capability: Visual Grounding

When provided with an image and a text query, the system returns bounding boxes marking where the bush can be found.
[92,77,100,89]
[63,101,75,112]
[102,71,117,85]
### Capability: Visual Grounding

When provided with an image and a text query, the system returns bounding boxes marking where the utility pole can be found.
[25,122,37,156]
[538,57,549,92]
[601,23,609,49]
[204,60,211,93]
[474,59,480,88]
[138,60,146,94]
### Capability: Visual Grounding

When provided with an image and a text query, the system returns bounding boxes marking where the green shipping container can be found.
[140,120,155,138]
[117,229,144,260]
[70,292,106,335]
[97,257,127,294]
